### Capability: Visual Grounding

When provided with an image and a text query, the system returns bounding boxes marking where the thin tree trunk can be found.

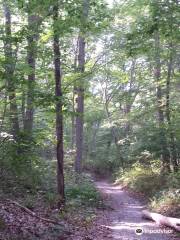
[3,2,19,140]
[124,59,136,136]
[166,43,178,171]
[53,3,65,203]
[71,90,76,149]
[0,92,8,132]
[24,12,39,138]
[154,30,170,172]
[75,0,89,173]
[21,88,26,128]
[75,35,85,173]
[71,41,78,149]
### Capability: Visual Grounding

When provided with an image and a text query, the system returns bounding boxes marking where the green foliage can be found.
[65,172,101,207]
[0,136,48,196]
[0,0,179,231]
[116,162,164,197]
[116,163,180,216]
[150,188,180,214]
[150,171,180,217]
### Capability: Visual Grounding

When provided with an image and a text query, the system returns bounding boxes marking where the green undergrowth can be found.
[115,162,180,217]
[65,172,103,208]
[0,151,103,211]
[0,153,104,239]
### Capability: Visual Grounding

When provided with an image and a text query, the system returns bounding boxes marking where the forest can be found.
[0,0,180,239]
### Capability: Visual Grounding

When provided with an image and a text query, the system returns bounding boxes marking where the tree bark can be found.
[75,0,89,173]
[24,7,40,138]
[75,35,85,173]
[3,2,19,140]
[124,59,136,136]
[53,3,65,203]
[71,41,78,149]
[0,92,8,132]
[71,90,76,149]
[154,30,170,172]
[166,43,178,172]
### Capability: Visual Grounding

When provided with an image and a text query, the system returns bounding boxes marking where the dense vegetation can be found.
[0,0,179,239]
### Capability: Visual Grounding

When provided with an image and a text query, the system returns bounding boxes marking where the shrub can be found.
[116,162,164,197]
[150,189,180,217]
[116,163,180,217]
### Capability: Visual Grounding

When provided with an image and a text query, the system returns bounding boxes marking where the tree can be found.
[24,3,40,139]
[154,29,170,172]
[75,0,89,173]
[53,1,65,203]
[3,1,20,140]
[164,0,179,172]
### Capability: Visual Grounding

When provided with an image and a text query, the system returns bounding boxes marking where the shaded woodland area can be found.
[0,0,180,239]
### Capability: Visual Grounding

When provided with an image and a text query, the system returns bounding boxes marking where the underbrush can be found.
[115,162,180,217]
[149,171,180,217]
[0,149,103,239]
[65,172,103,208]
[0,147,103,211]
[150,188,180,217]
[0,139,46,198]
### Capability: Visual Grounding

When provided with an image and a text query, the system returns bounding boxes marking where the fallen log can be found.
[142,210,180,232]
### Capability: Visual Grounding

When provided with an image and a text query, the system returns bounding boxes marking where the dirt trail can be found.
[95,181,174,240]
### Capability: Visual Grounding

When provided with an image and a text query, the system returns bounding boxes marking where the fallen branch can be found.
[6,199,63,226]
[142,210,180,232]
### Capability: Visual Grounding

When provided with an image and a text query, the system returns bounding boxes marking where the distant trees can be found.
[82,0,179,174]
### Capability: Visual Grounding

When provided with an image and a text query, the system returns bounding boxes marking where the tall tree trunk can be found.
[75,0,89,173]
[75,36,85,173]
[24,12,39,138]
[71,90,76,149]
[154,30,170,172]
[166,43,178,172]
[53,3,65,203]
[124,59,136,136]
[3,2,19,140]
[71,41,78,149]
[21,88,26,128]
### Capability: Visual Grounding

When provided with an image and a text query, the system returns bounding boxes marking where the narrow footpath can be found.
[95,181,175,240]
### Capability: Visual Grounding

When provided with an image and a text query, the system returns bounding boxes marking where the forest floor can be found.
[0,177,179,240]
[94,180,178,240]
